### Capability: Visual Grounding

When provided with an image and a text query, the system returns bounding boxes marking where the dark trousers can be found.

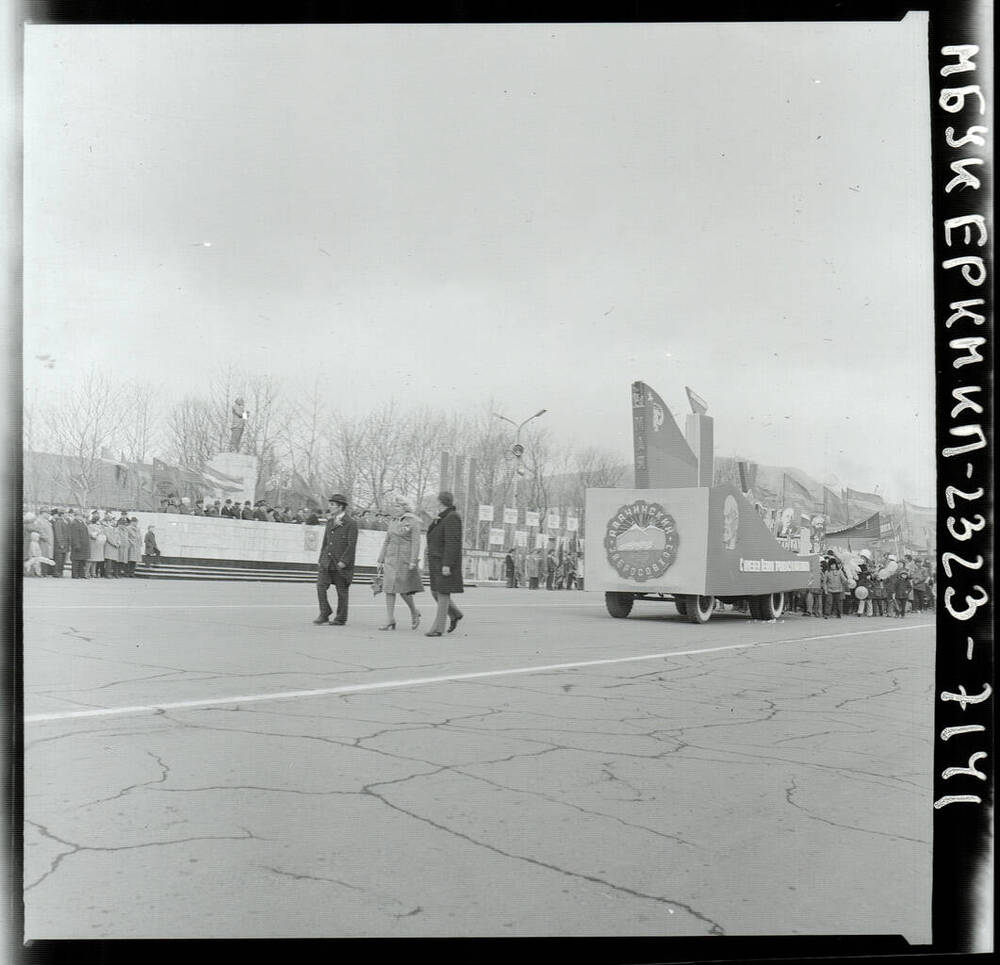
[317,566,350,623]
[529,577,539,589]
[546,572,554,589]
[828,591,843,617]
[71,559,87,578]
[896,597,908,617]
[52,549,67,576]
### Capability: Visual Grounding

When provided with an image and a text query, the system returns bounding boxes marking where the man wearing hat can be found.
[314,494,358,626]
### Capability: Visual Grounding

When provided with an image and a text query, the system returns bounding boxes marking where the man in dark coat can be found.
[241,501,254,520]
[68,509,91,578]
[314,494,358,626]
[424,491,465,636]
[545,550,557,590]
[50,509,70,577]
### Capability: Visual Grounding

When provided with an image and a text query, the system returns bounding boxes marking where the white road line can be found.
[25,624,932,724]
[22,602,607,610]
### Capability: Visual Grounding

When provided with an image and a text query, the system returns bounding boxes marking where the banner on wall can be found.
[478,504,494,522]
[488,527,505,546]
[525,510,540,528]
[503,507,518,525]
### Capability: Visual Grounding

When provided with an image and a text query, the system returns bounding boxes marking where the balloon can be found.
[854,586,869,600]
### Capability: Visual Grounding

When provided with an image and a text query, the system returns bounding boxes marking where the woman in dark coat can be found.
[424,491,464,637]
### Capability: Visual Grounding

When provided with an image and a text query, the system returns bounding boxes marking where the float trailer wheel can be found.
[679,594,715,624]
[605,592,634,618]
[750,592,786,621]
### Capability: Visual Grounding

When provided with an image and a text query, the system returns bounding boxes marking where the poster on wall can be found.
[514,529,527,547]
[503,507,518,525]
[547,513,561,530]
[535,533,547,550]
[566,516,579,532]
[478,504,494,522]
[525,510,540,528]
[488,527,505,546]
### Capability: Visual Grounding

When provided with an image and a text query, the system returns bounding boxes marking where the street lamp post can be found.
[492,408,547,550]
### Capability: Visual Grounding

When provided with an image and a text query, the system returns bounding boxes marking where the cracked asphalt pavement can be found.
[22,579,933,940]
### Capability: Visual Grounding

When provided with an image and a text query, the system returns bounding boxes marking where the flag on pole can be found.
[631,381,698,488]
[845,487,884,522]
[782,473,816,514]
[822,486,848,524]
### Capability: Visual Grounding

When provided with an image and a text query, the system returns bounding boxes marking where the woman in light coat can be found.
[116,516,131,574]
[103,516,121,577]
[87,513,105,578]
[126,517,142,576]
[376,495,423,630]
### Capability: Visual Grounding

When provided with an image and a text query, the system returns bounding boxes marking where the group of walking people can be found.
[505,548,581,590]
[314,490,465,638]
[793,551,934,619]
[23,507,161,578]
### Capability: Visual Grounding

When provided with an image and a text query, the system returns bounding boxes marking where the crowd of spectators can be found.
[789,549,935,619]
[156,495,400,530]
[23,506,161,578]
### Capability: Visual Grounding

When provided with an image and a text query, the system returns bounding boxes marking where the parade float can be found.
[584,382,820,623]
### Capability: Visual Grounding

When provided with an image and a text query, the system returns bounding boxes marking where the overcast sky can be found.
[23,18,935,504]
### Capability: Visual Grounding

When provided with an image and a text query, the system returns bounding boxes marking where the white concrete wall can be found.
[133,513,401,567]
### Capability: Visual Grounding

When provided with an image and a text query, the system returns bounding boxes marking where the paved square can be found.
[23,579,934,940]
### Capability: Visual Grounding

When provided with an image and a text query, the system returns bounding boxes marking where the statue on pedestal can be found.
[229,397,248,452]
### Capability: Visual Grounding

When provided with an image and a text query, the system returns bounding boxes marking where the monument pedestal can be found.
[205,451,259,507]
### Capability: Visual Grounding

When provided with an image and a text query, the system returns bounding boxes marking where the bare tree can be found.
[41,365,126,506]
[281,376,328,501]
[165,396,217,470]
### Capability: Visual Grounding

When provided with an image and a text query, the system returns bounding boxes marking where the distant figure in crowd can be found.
[314,494,358,627]
[22,513,51,576]
[504,550,517,588]
[51,509,70,577]
[205,500,221,517]
[893,567,913,618]
[103,514,121,577]
[854,557,874,617]
[424,491,464,637]
[823,558,847,618]
[545,550,557,590]
[69,508,90,579]
[116,516,131,575]
[877,554,900,615]
[241,501,254,520]
[86,513,104,578]
[126,517,141,576]
[229,397,248,452]
[563,552,578,590]
[35,508,54,576]
[144,526,161,566]
[376,494,424,631]
[526,549,541,589]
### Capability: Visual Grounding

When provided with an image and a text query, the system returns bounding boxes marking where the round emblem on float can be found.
[604,500,679,581]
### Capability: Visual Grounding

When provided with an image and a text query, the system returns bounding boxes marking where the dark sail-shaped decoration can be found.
[631,381,698,489]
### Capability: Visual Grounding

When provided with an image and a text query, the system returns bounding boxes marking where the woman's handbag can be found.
[372,565,384,596]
